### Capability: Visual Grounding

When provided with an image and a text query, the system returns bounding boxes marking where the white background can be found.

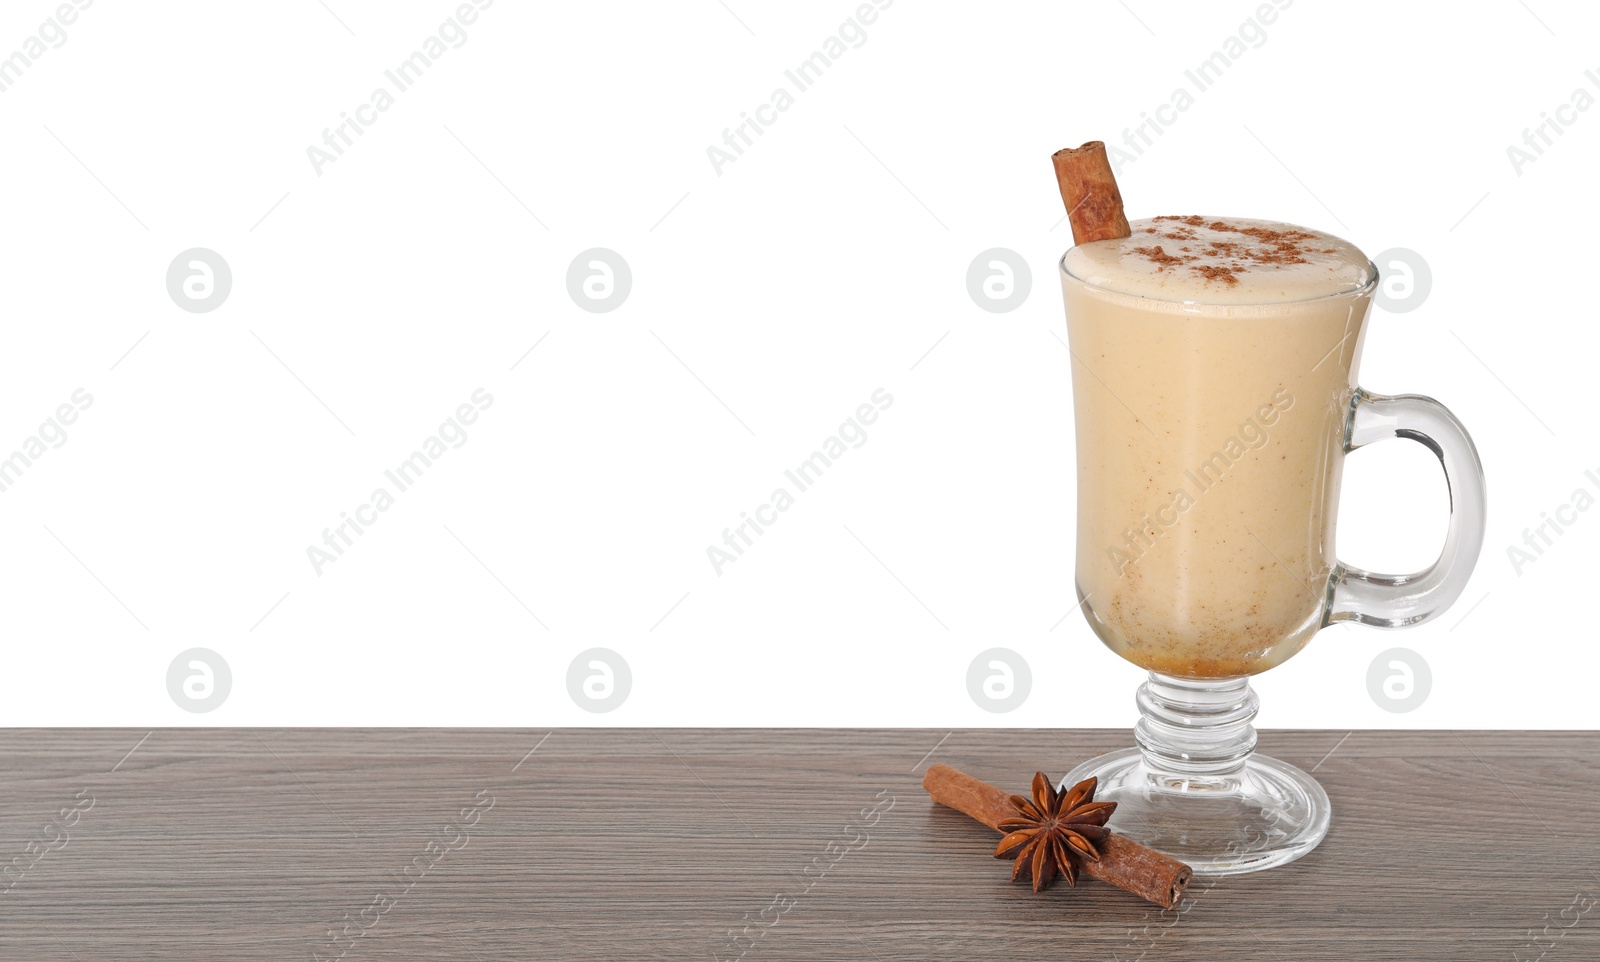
[1,0,1595,727]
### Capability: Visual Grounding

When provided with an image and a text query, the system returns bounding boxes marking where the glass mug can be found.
[1057,230,1486,875]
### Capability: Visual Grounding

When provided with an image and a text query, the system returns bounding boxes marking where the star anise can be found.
[993,773,1116,892]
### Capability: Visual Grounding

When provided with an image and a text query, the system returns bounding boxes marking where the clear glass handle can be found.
[1326,389,1487,627]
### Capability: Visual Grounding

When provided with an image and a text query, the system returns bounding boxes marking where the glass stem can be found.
[1134,672,1259,781]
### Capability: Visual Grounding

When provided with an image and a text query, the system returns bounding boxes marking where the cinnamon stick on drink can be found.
[924,764,1192,909]
[1052,141,1133,245]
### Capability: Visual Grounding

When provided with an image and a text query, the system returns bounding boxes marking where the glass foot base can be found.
[1061,747,1331,877]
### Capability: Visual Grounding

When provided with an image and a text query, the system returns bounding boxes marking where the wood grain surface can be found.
[0,729,1594,961]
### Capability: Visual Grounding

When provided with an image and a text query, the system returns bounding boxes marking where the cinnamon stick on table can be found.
[924,764,1192,910]
[1052,141,1132,245]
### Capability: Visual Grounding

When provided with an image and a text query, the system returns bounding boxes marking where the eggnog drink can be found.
[1061,216,1376,677]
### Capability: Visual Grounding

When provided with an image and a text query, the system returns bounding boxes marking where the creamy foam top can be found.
[1063,216,1373,305]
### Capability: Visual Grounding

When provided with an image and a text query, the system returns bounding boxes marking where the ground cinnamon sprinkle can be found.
[1192,265,1240,286]
[1129,217,1332,283]
[1131,245,1185,267]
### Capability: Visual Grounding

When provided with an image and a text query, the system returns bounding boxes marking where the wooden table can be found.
[0,729,1592,961]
